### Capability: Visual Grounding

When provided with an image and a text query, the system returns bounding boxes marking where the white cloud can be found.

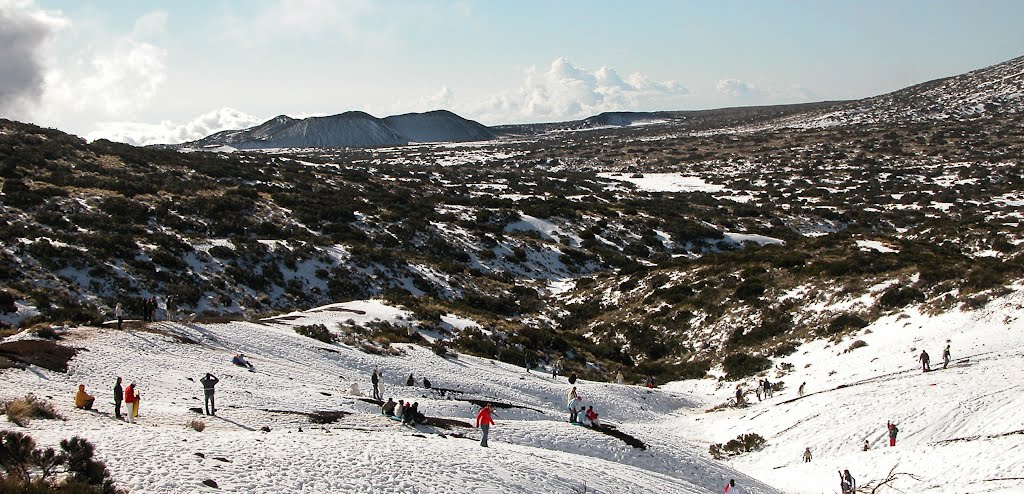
[10,8,170,135]
[715,78,761,98]
[223,0,372,43]
[715,78,817,103]
[0,0,69,114]
[473,58,689,123]
[86,107,264,146]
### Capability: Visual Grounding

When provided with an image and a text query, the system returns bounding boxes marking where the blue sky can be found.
[3,0,1023,144]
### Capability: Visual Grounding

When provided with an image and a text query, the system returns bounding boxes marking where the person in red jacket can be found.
[124,382,137,423]
[475,403,495,447]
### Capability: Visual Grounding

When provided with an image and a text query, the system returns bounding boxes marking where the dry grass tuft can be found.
[2,394,62,426]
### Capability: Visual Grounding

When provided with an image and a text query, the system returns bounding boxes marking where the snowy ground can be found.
[2,288,1024,493]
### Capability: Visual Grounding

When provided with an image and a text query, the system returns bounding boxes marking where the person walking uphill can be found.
[943,343,951,369]
[887,421,899,446]
[920,350,931,372]
[200,373,219,416]
[475,403,495,447]
[113,377,123,419]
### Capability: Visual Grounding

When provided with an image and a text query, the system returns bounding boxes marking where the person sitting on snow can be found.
[394,400,406,421]
[232,353,254,369]
[381,398,397,416]
[585,406,600,429]
[75,384,95,410]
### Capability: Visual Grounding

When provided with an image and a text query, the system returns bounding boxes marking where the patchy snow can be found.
[856,240,900,253]
[597,172,728,193]
[723,232,785,246]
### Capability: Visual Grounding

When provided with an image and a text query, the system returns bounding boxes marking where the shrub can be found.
[722,353,771,380]
[2,395,62,427]
[295,324,335,344]
[31,326,61,340]
[187,419,206,432]
[709,433,767,459]
[0,432,123,492]
[823,313,869,336]
[846,340,868,352]
[878,286,925,309]
[0,290,15,313]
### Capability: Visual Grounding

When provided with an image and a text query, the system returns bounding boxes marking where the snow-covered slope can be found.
[4,286,1024,493]
[382,110,496,143]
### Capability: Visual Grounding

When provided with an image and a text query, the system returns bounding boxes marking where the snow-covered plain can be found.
[3,288,1024,493]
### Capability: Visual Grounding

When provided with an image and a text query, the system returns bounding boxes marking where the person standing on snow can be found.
[124,382,138,423]
[887,421,899,446]
[476,403,495,447]
[113,377,123,420]
[919,350,931,372]
[406,373,414,386]
[803,447,812,462]
[114,302,123,330]
[200,373,219,416]
[839,469,856,494]
[943,344,951,369]
[615,370,624,385]
[724,479,741,493]
[567,386,580,422]
[371,367,381,401]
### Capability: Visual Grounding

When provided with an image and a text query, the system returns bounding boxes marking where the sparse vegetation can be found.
[709,433,767,459]
[1,395,62,427]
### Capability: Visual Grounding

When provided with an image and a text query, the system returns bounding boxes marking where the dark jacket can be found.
[200,375,219,393]
[114,382,123,402]
[382,399,396,416]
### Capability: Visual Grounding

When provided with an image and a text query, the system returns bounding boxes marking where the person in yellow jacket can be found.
[75,384,95,410]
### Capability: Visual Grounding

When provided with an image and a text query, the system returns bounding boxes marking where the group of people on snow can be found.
[919,342,952,372]
[76,378,141,423]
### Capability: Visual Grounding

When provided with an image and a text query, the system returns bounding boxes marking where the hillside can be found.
[382,110,496,143]
[775,55,1024,129]
[1,287,1022,492]
[1,54,1024,389]
[182,110,496,150]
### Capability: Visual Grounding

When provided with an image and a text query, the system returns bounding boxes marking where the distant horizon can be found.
[2,1,1022,146]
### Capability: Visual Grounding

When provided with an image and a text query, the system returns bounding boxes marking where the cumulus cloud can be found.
[41,12,168,119]
[223,0,372,42]
[86,107,264,146]
[0,0,68,114]
[474,58,689,123]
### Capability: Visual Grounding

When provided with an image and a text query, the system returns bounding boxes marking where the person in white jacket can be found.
[114,302,123,330]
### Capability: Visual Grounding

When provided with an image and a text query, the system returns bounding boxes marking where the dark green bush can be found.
[722,353,771,380]
[295,324,335,344]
